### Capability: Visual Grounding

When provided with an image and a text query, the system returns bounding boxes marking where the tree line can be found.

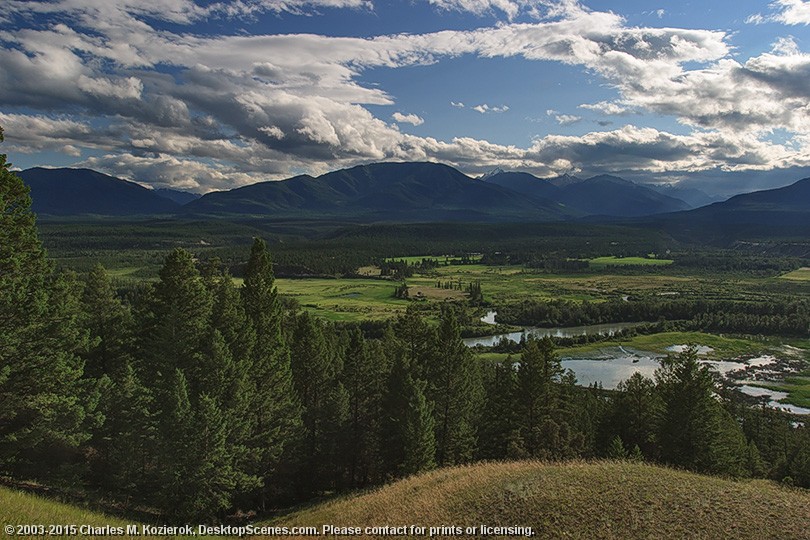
[497,297,810,337]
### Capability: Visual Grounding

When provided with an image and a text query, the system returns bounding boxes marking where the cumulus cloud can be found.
[472,104,510,113]
[392,112,425,126]
[747,0,810,25]
[554,114,581,125]
[1,0,808,190]
[450,101,465,108]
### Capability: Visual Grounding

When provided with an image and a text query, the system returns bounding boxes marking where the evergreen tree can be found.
[517,337,582,459]
[242,238,301,504]
[656,346,747,476]
[478,357,521,460]
[157,371,238,520]
[290,311,346,493]
[341,328,384,487]
[394,304,433,380]
[380,352,411,478]
[426,305,482,466]
[143,248,212,385]
[607,436,628,459]
[91,361,155,497]
[80,264,135,379]
[0,132,90,474]
[400,376,436,476]
[609,372,661,458]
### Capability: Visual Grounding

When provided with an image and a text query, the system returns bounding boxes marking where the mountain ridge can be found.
[18,167,180,216]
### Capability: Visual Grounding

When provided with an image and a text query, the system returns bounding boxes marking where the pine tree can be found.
[400,376,436,476]
[426,305,482,466]
[290,311,346,493]
[80,265,134,379]
[0,133,90,474]
[610,372,660,458]
[656,345,747,475]
[143,248,212,385]
[607,435,628,460]
[242,238,301,504]
[91,360,155,497]
[341,327,384,487]
[394,304,433,380]
[478,357,521,460]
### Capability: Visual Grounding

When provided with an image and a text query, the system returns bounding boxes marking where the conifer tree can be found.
[478,357,521,459]
[80,265,134,379]
[0,130,90,474]
[394,304,433,380]
[92,361,155,496]
[656,345,747,475]
[610,372,661,458]
[401,375,436,476]
[426,305,482,466]
[143,248,212,385]
[242,238,301,503]
[341,328,383,487]
[290,311,346,493]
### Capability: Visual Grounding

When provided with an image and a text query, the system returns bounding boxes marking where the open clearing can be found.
[780,267,810,281]
[588,256,674,268]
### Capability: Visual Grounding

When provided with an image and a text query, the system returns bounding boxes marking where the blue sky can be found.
[1,0,809,194]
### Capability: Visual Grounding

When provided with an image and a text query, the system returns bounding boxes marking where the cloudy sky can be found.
[1,0,809,194]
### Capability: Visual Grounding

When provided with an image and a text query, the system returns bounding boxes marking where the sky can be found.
[1,0,809,195]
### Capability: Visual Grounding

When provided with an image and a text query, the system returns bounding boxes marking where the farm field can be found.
[588,255,674,268]
[780,267,810,281]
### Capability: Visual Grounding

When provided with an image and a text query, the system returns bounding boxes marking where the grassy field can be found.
[271,460,810,540]
[588,256,674,268]
[780,267,810,281]
[274,278,410,321]
[0,485,236,539]
[269,265,699,322]
[558,331,765,359]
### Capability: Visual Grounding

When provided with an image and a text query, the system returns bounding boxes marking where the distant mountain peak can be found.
[479,167,506,180]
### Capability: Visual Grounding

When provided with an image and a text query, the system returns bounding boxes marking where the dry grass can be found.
[407,285,467,301]
[270,461,810,539]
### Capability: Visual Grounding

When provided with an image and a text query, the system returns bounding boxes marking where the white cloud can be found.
[472,103,509,113]
[748,0,810,25]
[392,112,425,126]
[1,0,809,189]
[450,101,465,108]
[554,114,581,125]
[579,101,631,115]
[425,0,577,21]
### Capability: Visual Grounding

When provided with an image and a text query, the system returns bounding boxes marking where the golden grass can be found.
[0,485,234,539]
[780,267,810,281]
[270,460,810,539]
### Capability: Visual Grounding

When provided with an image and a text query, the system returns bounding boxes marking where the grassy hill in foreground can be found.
[0,486,229,539]
[0,485,131,537]
[273,461,810,539]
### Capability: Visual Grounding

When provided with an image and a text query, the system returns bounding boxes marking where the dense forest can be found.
[2,137,809,523]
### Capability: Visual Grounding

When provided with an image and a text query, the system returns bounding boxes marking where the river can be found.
[467,311,810,414]
[462,311,642,347]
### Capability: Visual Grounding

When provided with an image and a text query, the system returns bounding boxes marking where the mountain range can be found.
[15,163,810,228]
[18,167,181,216]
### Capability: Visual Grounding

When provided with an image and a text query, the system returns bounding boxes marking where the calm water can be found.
[470,313,808,414]
[463,318,642,348]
